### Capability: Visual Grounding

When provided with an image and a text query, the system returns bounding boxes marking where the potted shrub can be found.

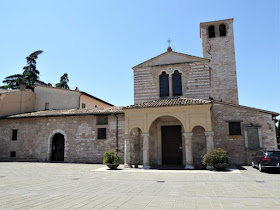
[203,148,229,171]
[103,150,120,170]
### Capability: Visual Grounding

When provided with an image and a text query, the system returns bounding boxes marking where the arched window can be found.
[172,70,182,96]
[219,24,226,36]
[208,25,215,38]
[159,71,169,97]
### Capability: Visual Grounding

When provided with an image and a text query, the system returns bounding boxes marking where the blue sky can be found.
[0,0,279,115]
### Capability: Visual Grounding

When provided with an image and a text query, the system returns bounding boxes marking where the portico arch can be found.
[47,129,67,161]
[192,126,206,169]
[123,101,213,169]
[149,115,184,166]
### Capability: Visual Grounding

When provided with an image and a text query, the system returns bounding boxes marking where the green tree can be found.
[1,74,25,89]
[0,50,45,89]
[55,73,69,89]
[22,50,45,88]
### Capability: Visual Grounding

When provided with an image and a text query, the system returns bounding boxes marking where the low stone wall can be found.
[212,102,277,165]
[0,114,125,163]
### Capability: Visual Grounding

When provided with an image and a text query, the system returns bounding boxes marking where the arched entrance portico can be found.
[123,101,213,169]
[51,133,65,161]
[149,116,184,166]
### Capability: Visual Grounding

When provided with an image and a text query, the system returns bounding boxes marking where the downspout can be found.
[78,93,82,108]
[115,114,119,153]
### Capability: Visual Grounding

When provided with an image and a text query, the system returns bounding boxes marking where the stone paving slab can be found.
[0,162,280,209]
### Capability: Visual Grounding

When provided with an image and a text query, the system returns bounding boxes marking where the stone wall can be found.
[211,102,277,165]
[133,62,210,104]
[0,114,125,163]
[200,19,239,104]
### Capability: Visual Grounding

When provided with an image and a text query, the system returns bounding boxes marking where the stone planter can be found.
[106,163,119,170]
[213,163,228,171]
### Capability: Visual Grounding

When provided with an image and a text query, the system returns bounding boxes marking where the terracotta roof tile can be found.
[1,107,124,119]
[125,97,211,109]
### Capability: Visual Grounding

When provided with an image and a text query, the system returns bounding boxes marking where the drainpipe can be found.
[115,114,119,153]
[78,93,82,108]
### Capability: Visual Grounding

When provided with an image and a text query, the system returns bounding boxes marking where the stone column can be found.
[204,131,214,170]
[183,132,194,169]
[124,134,132,168]
[142,133,150,169]
[169,75,172,97]
[205,131,214,152]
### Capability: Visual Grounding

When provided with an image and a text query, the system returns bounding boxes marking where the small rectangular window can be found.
[12,129,18,141]
[96,115,108,125]
[45,103,49,110]
[10,151,16,158]
[229,122,241,135]
[98,128,107,139]
[82,103,86,109]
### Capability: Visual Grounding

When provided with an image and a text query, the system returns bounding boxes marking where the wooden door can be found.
[162,125,182,165]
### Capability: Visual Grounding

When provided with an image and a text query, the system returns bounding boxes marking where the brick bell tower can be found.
[200,18,239,104]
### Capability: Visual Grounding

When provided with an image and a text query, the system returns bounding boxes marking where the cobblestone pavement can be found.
[0,162,280,209]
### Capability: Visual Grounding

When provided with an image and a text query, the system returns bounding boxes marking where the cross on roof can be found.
[167,38,172,47]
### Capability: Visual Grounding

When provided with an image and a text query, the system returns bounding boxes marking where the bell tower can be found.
[200,18,239,104]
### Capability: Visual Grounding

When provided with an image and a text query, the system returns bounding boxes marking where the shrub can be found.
[103,150,120,164]
[202,148,228,166]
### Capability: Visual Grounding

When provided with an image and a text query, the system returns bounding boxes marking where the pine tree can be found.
[0,50,45,89]
[22,50,45,89]
[55,73,69,89]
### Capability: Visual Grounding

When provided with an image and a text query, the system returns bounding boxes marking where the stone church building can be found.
[0,18,278,168]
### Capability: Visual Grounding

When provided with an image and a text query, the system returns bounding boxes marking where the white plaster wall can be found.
[34,86,80,111]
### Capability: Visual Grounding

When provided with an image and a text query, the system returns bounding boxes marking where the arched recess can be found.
[172,70,182,96]
[149,115,184,165]
[208,25,215,38]
[159,71,169,97]
[192,126,206,169]
[219,24,226,36]
[148,114,185,133]
[130,128,143,165]
[47,129,67,161]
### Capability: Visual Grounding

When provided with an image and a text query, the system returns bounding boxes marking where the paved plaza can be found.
[0,162,280,209]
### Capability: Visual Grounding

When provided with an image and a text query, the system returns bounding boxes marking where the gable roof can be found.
[213,100,279,117]
[125,97,211,109]
[133,50,209,69]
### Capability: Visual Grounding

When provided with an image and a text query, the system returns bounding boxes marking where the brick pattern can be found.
[134,62,211,104]
[186,62,210,99]
[211,102,277,165]
[201,19,239,104]
[0,114,125,163]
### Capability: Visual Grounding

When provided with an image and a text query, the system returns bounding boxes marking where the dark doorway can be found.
[51,133,65,161]
[161,125,182,165]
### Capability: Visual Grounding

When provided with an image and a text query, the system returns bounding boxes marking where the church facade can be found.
[0,18,278,168]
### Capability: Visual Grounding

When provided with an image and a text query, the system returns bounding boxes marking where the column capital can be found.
[204,131,214,137]
[123,134,130,138]
[183,132,193,138]
[141,133,150,137]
